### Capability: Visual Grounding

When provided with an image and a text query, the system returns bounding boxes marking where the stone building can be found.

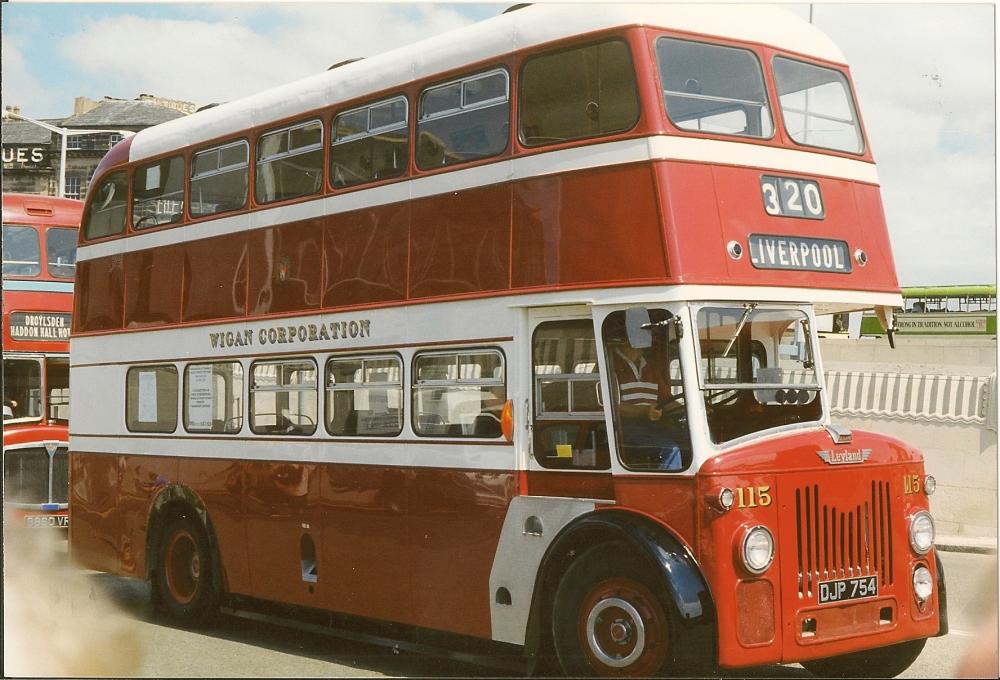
[2,94,192,199]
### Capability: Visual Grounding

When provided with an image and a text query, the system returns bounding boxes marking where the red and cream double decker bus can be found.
[3,193,80,529]
[69,5,946,676]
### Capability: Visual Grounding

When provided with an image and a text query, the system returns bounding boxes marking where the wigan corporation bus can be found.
[68,5,945,676]
[3,193,80,529]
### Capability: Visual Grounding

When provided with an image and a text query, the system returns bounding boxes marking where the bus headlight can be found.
[741,526,774,574]
[912,565,933,602]
[908,511,935,554]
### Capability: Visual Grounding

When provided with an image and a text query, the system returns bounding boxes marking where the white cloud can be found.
[56,4,475,108]
[1,37,58,114]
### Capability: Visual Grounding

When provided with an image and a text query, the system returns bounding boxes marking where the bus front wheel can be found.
[802,638,927,678]
[552,542,674,677]
[155,515,219,624]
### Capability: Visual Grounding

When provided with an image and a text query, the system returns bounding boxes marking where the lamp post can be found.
[1,109,131,199]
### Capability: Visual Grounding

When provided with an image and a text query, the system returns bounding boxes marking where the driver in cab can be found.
[608,309,686,471]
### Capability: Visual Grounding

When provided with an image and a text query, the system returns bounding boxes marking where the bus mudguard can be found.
[935,550,949,637]
[524,508,716,670]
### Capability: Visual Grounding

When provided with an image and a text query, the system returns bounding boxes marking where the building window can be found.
[520,40,639,147]
[416,69,509,169]
[126,365,179,433]
[412,349,505,437]
[330,96,408,188]
[255,120,324,204]
[326,355,403,436]
[184,362,244,433]
[132,155,185,229]
[249,359,317,435]
[191,140,249,217]
[64,176,82,200]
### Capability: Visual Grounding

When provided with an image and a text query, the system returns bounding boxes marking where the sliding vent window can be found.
[331,97,408,188]
[416,69,509,169]
[773,56,863,153]
[126,365,178,433]
[132,155,185,229]
[83,171,127,240]
[250,359,318,435]
[657,38,773,138]
[190,141,249,216]
[255,120,324,204]
[412,350,505,437]
[184,362,244,434]
[326,356,403,436]
[520,40,639,146]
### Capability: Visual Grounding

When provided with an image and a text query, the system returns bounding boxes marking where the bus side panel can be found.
[655,161,728,285]
[242,460,323,607]
[322,203,409,308]
[178,457,251,595]
[181,232,249,322]
[69,452,122,574]
[120,455,181,576]
[611,476,698,549]
[124,245,184,328]
[74,255,124,333]
[248,219,324,316]
[320,463,414,624]
[409,184,511,298]
[511,163,668,288]
[407,467,518,639]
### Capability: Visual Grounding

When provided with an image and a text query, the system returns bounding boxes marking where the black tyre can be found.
[802,638,927,678]
[155,515,219,624]
[552,542,677,677]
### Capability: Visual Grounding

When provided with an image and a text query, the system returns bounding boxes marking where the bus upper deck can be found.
[74,2,899,341]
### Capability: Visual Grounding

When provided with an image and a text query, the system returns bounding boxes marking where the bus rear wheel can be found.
[553,543,674,677]
[155,516,219,624]
[802,638,927,678]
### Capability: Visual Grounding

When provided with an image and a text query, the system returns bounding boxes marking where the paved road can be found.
[3,531,996,678]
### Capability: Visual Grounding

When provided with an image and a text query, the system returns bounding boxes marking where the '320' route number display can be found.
[760,175,825,219]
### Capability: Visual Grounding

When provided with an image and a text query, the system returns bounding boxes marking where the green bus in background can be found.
[860,284,997,336]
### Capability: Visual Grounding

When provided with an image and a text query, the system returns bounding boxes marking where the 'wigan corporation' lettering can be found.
[208,318,372,350]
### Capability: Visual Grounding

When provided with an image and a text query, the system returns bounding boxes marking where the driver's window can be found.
[602,309,691,472]
[532,320,609,470]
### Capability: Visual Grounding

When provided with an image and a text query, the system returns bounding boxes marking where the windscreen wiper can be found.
[722,303,757,358]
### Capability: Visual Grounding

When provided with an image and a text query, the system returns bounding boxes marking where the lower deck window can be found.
[412,350,505,437]
[126,365,178,432]
[532,320,609,470]
[326,355,403,436]
[250,359,317,435]
[184,361,244,433]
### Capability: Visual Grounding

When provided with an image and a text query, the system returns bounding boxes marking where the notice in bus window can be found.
[138,371,158,422]
[187,364,214,430]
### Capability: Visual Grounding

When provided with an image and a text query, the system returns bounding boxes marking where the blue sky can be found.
[2,2,995,286]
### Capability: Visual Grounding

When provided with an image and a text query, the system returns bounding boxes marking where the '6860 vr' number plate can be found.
[818,575,878,604]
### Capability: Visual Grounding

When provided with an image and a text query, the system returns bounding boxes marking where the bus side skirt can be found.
[524,509,717,671]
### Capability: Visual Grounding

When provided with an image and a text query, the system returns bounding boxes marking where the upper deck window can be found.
[520,39,639,146]
[2,225,40,277]
[83,171,127,240]
[46,227,77,279]
[331,96,408,188]
[132,155,185,229]
[255,120,324,204]
[190,140,249,217]
[656,38,773,138]
[416,69,509,169]
[773,56,863,154]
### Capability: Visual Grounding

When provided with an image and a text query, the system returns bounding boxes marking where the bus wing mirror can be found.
[875,305,897,349]
[625,307,653,349]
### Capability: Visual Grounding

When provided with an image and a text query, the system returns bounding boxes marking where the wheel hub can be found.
[586,597,646,668]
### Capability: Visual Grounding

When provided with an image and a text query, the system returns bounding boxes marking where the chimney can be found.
[5,105,22,116]
[74,97,99,115]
